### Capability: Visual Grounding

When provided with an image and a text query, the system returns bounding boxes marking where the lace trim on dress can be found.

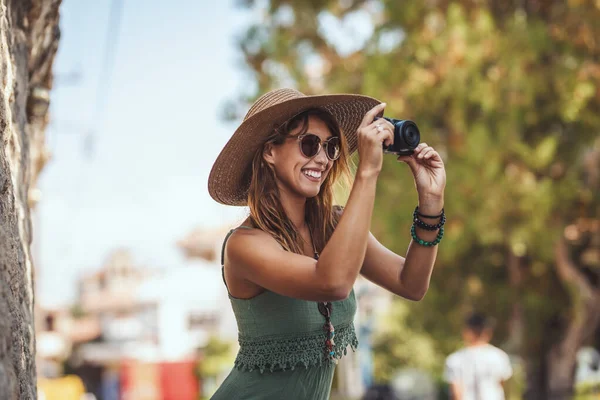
[233,322,359,373]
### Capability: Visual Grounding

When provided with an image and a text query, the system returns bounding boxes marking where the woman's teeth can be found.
[303,170,322,179]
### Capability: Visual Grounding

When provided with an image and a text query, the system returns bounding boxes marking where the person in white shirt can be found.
[444,313,513,400]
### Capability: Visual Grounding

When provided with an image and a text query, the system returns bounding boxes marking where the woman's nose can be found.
[314,145,328,165]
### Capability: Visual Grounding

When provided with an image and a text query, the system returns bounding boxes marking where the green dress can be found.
[211,227,358,400]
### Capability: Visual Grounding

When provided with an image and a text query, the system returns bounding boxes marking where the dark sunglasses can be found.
[294,134,341,161]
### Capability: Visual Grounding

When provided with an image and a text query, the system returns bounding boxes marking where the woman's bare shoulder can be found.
[227,223,282,259]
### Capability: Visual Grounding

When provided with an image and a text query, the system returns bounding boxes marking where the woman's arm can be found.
[226,102,392,302]
[226,173,379,302]
[360,142,446,300]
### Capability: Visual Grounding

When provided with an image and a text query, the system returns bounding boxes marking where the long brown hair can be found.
[247,108,352,255]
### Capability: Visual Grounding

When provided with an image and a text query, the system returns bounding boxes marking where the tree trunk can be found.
[505,250,524,354]
[545,238,600,399]
[544,143,600,399]
[0,0,61,398]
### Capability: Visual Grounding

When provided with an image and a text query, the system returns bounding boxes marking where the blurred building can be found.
[176,224,234,263]
[37,248,237,400]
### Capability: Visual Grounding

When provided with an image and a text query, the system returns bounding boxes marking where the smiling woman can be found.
[207,88,446,399]
[247,108,351,256]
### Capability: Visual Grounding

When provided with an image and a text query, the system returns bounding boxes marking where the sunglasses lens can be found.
[326,137,341,160]
[300,135,320,158]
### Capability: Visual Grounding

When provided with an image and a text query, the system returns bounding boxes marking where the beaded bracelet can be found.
[411,224,444,247]
[416,206,444,219]
[413,207,446,231]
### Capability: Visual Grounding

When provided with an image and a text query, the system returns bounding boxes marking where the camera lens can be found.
[379,117,421,155]
[400,121,420,148]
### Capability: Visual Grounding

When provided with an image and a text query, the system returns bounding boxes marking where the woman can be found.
[208,88,446,399]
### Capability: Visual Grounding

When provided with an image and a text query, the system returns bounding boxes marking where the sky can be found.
[36,0,255,307]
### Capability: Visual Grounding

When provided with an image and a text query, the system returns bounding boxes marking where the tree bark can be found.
[0,0,61,398]
[505,250,524,353]
[546,238,600,399]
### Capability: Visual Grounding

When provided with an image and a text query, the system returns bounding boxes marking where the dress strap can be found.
[220,225,253,291]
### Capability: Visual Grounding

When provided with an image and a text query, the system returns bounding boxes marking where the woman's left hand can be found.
[397,143,446,202]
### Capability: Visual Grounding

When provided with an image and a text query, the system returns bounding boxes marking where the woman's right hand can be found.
[356,102,394,178]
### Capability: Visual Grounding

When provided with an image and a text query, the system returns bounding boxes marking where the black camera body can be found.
[375,117,420,156]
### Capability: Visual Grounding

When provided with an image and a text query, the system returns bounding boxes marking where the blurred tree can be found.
[197,337,234,378]
[70,304,87,319]
[370,299,443,382]
[0,0,61,398]
[196,336,235,399]
[231,0,600,398]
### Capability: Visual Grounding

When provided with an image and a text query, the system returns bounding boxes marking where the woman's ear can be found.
[263,143,276,166]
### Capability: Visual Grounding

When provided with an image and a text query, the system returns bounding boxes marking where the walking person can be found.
[444,313,513,400]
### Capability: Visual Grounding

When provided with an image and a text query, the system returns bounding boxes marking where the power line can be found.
[63,0,126,264]
[85,0,125,158]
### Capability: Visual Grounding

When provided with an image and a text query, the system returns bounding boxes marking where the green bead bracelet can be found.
[411,224,444,247]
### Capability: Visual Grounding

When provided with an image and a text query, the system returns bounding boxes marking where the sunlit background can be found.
[34,0,600,399]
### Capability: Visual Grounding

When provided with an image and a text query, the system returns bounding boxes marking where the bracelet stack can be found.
[411,206,445,247]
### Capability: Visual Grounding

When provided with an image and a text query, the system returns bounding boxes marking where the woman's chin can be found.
[297,185,321,199]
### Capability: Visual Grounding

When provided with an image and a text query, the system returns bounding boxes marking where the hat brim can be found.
[208,93,382,206]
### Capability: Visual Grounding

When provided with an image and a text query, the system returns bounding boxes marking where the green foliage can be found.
[70,303,86,319]
[232,0,600,393]
[574,382,600,400]
[371,300,445,382]
[196,336,235,378]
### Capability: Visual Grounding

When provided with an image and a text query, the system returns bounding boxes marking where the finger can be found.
[361,123,390,148]
[372,121,392,136]
[369,119,389,134]
[384,119,395,133]
[367,123,380,136]
[369,123,393,147]
[378,127,394,147]
[425,150,442,162]
[375,122,391,136]
[424,149,440,159]
[378,120,394,137]
[365,118,383,132]
[370,122,391,137]
[414,142,428,154]
[418,147,434,159]
[397,154,419,174]
[360,102,387,127]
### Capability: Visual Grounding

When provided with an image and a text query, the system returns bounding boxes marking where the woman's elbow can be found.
[322,282,352,301]
[397,284,429,301]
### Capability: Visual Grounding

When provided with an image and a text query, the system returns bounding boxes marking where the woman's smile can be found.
[302,168,323,182]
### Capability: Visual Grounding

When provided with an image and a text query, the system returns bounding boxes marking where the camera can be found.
[375,117,420,156]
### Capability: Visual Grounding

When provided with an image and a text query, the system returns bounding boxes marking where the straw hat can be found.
[208,88,382,206]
